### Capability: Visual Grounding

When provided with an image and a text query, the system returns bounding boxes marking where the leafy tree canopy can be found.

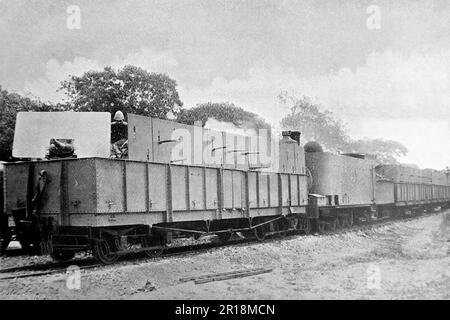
[280,93,349,152]
[279,92,408,164]
[60,65,183,119]
[177,102,271,131]
[346,138,408,165]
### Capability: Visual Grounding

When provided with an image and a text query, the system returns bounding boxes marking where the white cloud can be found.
[23,47,179,102]
[181,50,450,122]
[349,118,450,170]
[180,50,450,169]
[109,47,179,71]
[23,57,103,102]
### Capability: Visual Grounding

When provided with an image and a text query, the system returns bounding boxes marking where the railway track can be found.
[0,210,445,281]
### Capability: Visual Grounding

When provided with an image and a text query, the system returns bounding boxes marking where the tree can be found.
[279,92,408,164]
[60,65,183,119]
[177,102,271,131]
[279,93,349,152]
[0,87,59,161]
[345,138,408,164]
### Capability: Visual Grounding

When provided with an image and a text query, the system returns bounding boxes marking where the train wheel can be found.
[254,225,267,242]
[193,233,202,240]
[144,247,164,259]
[92,239,119,265]
[318,221,326,233]
[51,250,75,262]
[347,213,354,227]
[217,232,232,244]
[337,216,346,229]
[142,236,164,259]
[304,218,312,235]
[241,229,254,239]
[19,240,41,255]
[0,235,11,256]
[298,218,311,235]
[329,219,337,231]
[277,219,289,237]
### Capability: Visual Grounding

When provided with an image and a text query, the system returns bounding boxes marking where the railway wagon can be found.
[376,165,450,213]
[304,148,450,230]
[430,169,449,202]
[304,148,378,231]
[1,112,310,262]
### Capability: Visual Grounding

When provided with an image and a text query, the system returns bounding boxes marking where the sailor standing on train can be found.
[110,110,128,158]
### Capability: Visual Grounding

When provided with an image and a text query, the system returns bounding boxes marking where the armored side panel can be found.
[4,159,99,224]
[234,134,248,170]
[148,163,167,211]
[13,112,110,159]
[267,173,278,207]
[278,137,299,174]
[127,114,278,171]
[431,170,447,185]
[247,135,260,170]
[223,133,238,169]
[188,166,205,210]
[248,171,258,208]
[233,171,246,209]
[375,179,395,204]
[377,164,441,203]
[258,173,269,207]
[298,175,309,206]
[258,133,277,172]
[222,169,245,209]
[204,129,226,167]
[379,164,429,184]
[95,159,125,213]
[305,152,374,206]
[280,174,289,206]
[152,117,196,165]
[4,162,29,217]
[171,165,187,211]
[127,114,154,161]
[32,161,63,214]
[431,170,447,200]
[377,165,400,182]
[422,169,433,185]
[204,168,219,209]
[125,161,147,212]
[67,159,97,215]
[290,175,299,206]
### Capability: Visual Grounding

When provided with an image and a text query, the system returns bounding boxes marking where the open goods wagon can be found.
[1,112,310,263]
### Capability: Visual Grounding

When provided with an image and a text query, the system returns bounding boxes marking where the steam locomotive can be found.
[1,112,449,264]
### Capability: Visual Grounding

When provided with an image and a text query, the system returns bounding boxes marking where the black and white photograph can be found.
[0,0,449,305]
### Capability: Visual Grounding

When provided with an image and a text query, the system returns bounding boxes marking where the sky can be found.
[0,0,449,169]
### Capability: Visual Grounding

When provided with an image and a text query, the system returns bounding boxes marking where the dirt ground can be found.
[0,211,449,300]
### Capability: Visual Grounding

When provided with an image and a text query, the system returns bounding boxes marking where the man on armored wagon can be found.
[110,110,128,158]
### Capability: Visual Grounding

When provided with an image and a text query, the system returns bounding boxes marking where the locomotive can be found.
[1,112,449,264]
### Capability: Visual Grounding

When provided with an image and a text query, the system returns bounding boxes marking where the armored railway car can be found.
[304,148,450,232]
[1,112,311,263]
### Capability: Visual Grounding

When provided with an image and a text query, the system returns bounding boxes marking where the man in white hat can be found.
[111,111,128,158]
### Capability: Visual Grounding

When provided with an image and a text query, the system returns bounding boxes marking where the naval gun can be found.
[46,138,76,159]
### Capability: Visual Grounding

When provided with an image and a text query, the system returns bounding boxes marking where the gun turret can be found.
[47,138,76,159]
